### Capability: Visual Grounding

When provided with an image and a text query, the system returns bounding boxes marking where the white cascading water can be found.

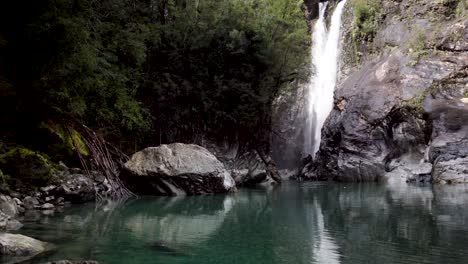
[305,0,347,156]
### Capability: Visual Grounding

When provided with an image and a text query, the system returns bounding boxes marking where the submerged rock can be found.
[0,233,51,256]
[122,143,236,195]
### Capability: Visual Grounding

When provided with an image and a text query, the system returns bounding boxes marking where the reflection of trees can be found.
[18,183,468,264]
[20,195,236,263]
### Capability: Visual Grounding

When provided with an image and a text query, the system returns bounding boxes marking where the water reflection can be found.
[310,200,341,264]
[15,183,468,264]
[125,196,235,244]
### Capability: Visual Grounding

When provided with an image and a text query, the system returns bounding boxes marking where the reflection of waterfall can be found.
[305,0,347,156]
[311,200,341,264]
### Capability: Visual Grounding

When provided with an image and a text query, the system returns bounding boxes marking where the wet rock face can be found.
[302,65,467,183]
[299,0,468,183]
[122,143,236,195]
[304,0,339,29]
[271,81,308,169]
[429,97,468,183]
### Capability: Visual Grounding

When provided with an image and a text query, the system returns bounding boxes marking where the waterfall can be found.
[305,0,347,156]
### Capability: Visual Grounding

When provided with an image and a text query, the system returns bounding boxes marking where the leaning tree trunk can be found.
[256,146,282,184]
[67,124,135,200]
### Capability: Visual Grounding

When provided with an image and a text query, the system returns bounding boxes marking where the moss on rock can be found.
[0,147,57,188]
[39,122,89,162]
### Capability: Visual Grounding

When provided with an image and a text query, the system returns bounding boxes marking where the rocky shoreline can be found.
[0,169,106,263]
[0,142,284,263]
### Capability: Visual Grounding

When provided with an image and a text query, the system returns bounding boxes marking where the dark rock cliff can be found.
[300,0,468,183]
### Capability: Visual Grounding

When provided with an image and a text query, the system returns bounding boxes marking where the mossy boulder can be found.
[0,148,57,188]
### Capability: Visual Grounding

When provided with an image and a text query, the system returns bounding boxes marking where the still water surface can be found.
[13,182,468,263]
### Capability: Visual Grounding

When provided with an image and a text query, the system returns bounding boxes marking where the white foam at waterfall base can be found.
[305,0,347,156]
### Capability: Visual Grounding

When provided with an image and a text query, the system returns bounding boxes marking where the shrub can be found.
[352,0,381,37]
[407,27,429,64]
[350,0,381,63]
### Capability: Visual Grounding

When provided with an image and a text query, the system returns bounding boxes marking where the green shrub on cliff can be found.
[407,27,429,65]
[351,0,381,37]
[350,0,381,63]
[456,0,468,18]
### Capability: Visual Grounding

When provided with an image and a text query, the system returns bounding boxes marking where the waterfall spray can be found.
[305,0,347,156]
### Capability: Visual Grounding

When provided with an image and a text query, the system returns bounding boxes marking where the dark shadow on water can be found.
[146,241,189,257]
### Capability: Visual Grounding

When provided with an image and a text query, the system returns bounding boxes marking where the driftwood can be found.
[256,147,282,184]
[67,125,135,200]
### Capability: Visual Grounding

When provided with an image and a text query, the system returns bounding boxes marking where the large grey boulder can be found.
[122,143,236,195]
[0,233,51,256]
[0,195,22,230]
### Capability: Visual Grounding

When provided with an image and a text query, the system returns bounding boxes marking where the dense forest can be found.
[0,0,308,157]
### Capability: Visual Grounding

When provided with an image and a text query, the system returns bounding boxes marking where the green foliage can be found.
[407,27,429,65]
[0,0,308,152]
[351,0,380,36]
[350,0,381,63]
[456,0,468,17]
[436,0,468,18]
[39,122,89,159]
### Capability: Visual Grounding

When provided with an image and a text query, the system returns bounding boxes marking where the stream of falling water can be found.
[305,0,347,156]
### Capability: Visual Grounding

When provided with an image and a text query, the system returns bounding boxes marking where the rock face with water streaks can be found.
[300,0,468,183]
[429,96,468,183]
[122,143,236,195]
